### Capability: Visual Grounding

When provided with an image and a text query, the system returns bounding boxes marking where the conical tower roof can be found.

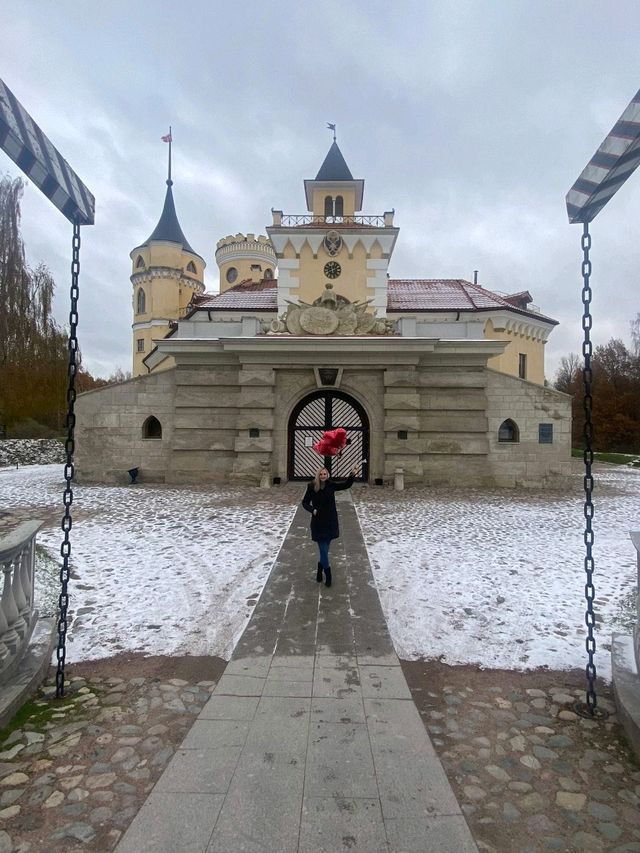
[139,180,202,260]
[315,141,354,181]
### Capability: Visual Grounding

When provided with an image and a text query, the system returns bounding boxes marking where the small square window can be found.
[397,430,408,440]
[539,423,553,444]
[518,353,527,379]
[249,428,260,438]
[137,338,144,352]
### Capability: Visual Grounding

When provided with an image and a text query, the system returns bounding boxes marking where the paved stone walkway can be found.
[115,493,477,852]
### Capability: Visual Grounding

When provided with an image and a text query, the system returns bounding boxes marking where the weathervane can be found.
[327,122,336,142]
[161,126,173,185]
[566,87,640,720]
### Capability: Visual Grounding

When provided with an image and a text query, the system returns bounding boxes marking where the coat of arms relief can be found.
[264,283,397,336]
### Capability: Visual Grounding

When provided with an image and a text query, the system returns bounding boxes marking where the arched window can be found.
[334,195,344,217]
[324,195,333,218]
[135,255,145,269]
[264,268,273,280]
[186,261,196,274]
[498,419,519,443]
[142,416,162,439]
[136,288,146,315]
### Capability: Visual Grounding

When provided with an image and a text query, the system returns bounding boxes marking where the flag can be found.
[326,123,335,132]
[161,133,172,143]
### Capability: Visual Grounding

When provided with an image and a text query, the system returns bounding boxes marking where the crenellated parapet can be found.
[215,233,277,292]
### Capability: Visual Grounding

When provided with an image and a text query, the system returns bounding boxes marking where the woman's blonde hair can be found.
[313,467,329,492]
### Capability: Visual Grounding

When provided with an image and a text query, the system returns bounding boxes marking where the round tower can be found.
[130,144,205,376]
[215,233,276,292]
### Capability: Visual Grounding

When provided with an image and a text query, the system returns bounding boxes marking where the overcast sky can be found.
[2,1,639,379]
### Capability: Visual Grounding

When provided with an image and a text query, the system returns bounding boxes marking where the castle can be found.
[75,138,571,486]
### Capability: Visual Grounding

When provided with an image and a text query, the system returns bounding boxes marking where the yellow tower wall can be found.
[484,319,546,385]
[310,187,358,217]
[286,240,377,305]
[130,241,204,377]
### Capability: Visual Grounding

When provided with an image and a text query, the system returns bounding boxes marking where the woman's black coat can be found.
[302,476,354,542]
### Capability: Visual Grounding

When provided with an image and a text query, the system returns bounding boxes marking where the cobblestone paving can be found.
[404,661,640,853]
[0,669,220,852]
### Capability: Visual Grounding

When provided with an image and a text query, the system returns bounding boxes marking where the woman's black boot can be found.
[324,565,332,587]
[316,562,323,583]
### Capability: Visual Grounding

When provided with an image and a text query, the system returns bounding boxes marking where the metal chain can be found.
[581,222,597,714]
[56,217,81,699]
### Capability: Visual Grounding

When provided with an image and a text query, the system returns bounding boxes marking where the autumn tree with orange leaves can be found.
[554,334,640,454]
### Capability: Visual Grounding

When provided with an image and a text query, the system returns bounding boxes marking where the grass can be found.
[571,448,640,466]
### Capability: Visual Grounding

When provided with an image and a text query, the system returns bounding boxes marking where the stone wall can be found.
[74,352,572,488]
[75,370,176,483]
[486,369,572,486]
[169,363,240,483]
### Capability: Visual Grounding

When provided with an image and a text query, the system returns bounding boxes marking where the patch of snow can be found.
[355,467,640,679]
[0,439,65,468]
[0,465,295,662]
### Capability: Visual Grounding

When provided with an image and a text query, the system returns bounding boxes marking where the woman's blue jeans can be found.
[317,540,331,569]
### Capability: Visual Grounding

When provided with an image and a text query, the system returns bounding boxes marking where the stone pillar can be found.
[231,366,276,484]
[383,368,423,483]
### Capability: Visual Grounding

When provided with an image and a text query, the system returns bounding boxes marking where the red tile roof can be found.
[191,279,278,311]
[190,278,556,324]
[387,280,556,323]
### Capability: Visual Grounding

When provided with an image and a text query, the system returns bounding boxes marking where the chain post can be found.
[579,221,598,716]
[55,217,81,699]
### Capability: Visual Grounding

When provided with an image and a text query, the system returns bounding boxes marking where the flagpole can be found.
[167,125,172,186]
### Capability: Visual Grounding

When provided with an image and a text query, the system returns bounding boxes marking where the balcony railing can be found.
[0,520,43,681]
[271,212,394,228]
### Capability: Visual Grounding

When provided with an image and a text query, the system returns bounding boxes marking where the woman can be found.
[302,466,358,587]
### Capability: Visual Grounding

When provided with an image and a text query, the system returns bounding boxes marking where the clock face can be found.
[324,261,341,279]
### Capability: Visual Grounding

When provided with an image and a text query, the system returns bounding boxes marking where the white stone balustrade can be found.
[0,520,44,681]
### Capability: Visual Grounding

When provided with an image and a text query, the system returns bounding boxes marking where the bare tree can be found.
[553,353,581,393]
[631,313,640,357]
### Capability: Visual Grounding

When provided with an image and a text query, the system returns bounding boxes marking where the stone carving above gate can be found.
[264,283,397,336]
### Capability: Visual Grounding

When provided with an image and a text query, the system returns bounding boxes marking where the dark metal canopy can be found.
[566,88,640,223]
[0,78,94,225]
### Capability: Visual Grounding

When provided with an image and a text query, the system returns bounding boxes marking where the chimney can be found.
[473,270,478,285]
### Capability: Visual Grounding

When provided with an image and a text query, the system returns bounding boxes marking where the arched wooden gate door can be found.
[288,390,369,481]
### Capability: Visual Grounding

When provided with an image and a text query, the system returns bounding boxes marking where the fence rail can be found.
[277,214,388,227]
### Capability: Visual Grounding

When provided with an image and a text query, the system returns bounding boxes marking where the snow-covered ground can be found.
[1,463,637,677]
[0,465,295,661]
[0,438,65,467]
[356,466,640,679]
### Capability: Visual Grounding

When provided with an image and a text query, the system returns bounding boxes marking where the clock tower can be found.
[267,139,398,315]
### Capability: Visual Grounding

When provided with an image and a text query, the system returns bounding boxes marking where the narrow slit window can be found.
[136,288,146,314]
[518,353,527,379]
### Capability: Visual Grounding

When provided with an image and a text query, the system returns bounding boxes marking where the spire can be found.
[139,129,202,259]
[143,185,199,255]
[315,140,353,181]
